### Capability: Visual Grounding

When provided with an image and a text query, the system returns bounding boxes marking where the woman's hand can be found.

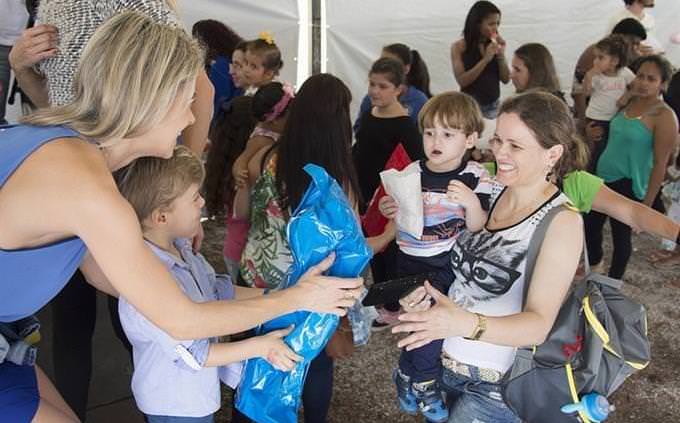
[585,121,604,143]
[9,25,59,73]
[447,180,480,210]
[292,253,365,316]
[483,40,499,62]
[378,195,399,219]
[258,325,302,371]
[495,34,507,55]
[392,281,473,351]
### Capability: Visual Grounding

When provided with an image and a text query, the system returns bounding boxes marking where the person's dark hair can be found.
[514,43,561,93]
[191,20,243,67]
[383,43,433,97]
[498,90,589,180]
[251,82,288,121]
[595,35,630,70]
[623,0,636,5]
[611,18,647,40]
[369,57,405,87]
[462,1,501,53]
[664,70,680,125]
[247,38,284,74]
[204,96,256,216]
[234,40,250,55]
[276,74,360,211]
[635,54,674,84]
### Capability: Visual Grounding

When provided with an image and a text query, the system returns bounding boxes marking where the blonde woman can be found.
[8,1,214,418]
[0,12,362,423]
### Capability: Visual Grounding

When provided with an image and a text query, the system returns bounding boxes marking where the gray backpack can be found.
[502,206,650,423]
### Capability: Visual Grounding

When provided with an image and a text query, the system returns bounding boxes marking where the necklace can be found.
[489,184,555,227]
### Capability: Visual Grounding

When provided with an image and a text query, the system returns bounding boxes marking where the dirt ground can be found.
[201,218,679,422]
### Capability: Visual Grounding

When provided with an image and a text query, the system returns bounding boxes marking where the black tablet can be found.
[362,273,432,307]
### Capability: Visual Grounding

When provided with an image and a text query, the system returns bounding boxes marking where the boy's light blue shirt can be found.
[118,238,234,418]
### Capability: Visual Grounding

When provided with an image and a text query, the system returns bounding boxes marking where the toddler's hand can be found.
[378,195,399,219]
[259,326,302,371]
[447,180,480,210]
[399,285,432,313]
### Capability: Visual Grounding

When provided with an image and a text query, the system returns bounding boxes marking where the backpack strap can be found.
[522,205,565,310]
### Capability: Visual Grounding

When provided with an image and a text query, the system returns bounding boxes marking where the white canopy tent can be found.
[6,0,680,123]
[323,0,680,120]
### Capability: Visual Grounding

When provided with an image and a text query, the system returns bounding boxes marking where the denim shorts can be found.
[440,365,519,423]
[0,362,40,423]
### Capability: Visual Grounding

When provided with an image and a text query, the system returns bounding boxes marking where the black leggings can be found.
[51,270,132,421]
[584,178,665,279]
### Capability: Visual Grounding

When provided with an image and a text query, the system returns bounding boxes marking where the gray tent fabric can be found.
[502,206,650,423]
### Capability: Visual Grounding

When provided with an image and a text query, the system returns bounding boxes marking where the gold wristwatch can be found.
[464,312,487,341]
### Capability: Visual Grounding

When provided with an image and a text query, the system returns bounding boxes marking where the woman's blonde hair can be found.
[23,10,203,143]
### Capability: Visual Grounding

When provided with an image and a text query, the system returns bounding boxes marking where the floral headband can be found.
[259,31,275,45]
[264,82,295,122]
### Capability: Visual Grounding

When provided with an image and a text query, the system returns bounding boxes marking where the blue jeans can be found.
[440,366,519,423]
[145,413,214,423]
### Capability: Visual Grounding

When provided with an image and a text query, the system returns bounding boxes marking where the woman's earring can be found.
[544,165,554,182]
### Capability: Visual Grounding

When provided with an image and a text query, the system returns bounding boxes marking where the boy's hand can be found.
[447,180,480,210]
[259,325,302,371]
[378,195,399,219]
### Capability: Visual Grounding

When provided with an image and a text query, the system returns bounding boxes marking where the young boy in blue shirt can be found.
[115,145,300,422]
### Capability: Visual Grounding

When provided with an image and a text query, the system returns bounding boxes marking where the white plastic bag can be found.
[380,162,423,238]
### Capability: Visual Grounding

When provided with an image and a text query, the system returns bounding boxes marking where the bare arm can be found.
[205,326,300,371]
[572,46,595,124]
[80,252,118,297]
[365,220,396,254]
[232,144,272,219]
[233,285,265,300]
[495,35,510,84]
[394,210,583,349]
[451,40,494,89]
[8,25,58,108]
[73,163,360,341]
[592,179,680,241]
[233,135,275,188]
[643,109,678,206]
[582,69,596,97]
[181,70,213,155]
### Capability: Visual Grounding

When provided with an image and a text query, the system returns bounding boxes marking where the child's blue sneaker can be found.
[412,379,448,423]
[393,369,417,415]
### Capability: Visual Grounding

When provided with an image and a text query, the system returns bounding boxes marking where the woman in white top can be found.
[393,91,586,422]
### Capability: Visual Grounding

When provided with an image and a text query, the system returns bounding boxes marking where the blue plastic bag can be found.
[235,164,372,423]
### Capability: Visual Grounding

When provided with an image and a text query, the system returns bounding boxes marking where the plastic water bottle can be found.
[560,393,615,422]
